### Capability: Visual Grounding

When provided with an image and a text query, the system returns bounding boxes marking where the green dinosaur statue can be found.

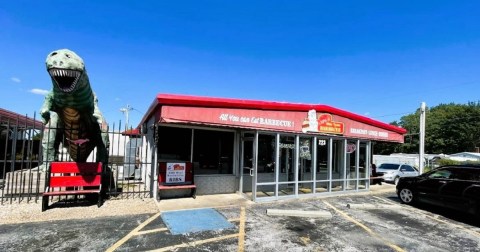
[40,49,109,169]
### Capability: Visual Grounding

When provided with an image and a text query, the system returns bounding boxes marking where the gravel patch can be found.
[0,197,159,225]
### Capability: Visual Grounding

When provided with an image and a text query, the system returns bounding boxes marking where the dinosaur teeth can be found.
[48,68,82,93]
[49,69,81,78]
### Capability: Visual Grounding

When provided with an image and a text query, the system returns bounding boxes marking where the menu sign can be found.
[166,162,186,183]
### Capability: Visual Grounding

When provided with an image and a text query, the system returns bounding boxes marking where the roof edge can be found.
[139,93,407,134]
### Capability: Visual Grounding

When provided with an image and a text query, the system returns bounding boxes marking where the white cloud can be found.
[10,77,21,83]
[29,88,49,95]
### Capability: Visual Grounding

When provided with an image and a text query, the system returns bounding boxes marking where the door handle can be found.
[250,168,254,176]
[439,181,447,184]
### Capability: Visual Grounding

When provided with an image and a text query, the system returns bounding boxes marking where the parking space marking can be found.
[135,227,169,236]
[105,208,244,251]
[423,214,480,237]
[147,234,240,252]
[372,195,396,204]
[238,206,246,252]
[373,196,480,238]
[323,200,405,252]
[106,212,162,252]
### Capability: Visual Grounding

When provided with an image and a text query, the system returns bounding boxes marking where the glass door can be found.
[240,132,256,199]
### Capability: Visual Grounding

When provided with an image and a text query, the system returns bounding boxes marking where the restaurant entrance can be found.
[240,132,255,199]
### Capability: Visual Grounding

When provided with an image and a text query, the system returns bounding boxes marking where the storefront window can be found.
[157,126,192,162]
[279,135,295,183]
[359,142,368,179]
[316,138,329,180]
[193,129,234,175]
[299,137,313,181]
[331,139,345,192]
[257,134,276,183]
[347,140,358,190]
[348,141,358,179]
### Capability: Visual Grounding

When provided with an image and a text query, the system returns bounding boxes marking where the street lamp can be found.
[120,104,133,129]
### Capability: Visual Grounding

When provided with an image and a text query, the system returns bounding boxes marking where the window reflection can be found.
[257,134,276,183]
[193,129,234,174]
[279,135,295,183]
[316,138,328,180]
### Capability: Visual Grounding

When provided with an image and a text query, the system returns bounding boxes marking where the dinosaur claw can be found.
[66,138,90,146]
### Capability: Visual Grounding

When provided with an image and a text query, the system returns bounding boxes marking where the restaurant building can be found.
[139,94,406,202]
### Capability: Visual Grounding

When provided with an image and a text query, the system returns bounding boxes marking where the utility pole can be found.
[419,102,426,174]
[120,104,133,130]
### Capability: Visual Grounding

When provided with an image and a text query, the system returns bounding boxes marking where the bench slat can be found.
[43,189,100,196]
[49,176,101,188]
[50,162,102,174]
[159,184,196,190]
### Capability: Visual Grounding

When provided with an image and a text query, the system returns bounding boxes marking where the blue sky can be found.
[1,1,480,129]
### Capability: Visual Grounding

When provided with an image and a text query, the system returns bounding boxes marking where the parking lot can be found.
[2,185,480,251]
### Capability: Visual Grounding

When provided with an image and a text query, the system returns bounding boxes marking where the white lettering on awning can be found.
[350,128,389,138]
[218,113,294,128]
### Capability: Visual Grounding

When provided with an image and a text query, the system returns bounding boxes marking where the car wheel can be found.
[398,187,414,204]
[394,176,400,185]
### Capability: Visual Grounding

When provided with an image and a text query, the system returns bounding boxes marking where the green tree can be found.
[383,101,480,155]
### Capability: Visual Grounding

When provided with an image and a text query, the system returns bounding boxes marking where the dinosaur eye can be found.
[51,52,57,56]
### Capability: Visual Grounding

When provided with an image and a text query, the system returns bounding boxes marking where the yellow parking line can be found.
[135,218,240,237]
[135,227,169,236]
[147,233,239,252]
[238,207,246,252]
[323,200,405,252]
[106,208,244,252]
[106,212,161,252]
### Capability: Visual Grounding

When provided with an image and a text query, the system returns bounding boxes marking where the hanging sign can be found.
[346,143,357,153]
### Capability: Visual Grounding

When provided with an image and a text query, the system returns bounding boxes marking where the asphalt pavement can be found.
[3,183,480,251]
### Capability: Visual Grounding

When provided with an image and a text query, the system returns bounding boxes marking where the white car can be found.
[376,163,419,185]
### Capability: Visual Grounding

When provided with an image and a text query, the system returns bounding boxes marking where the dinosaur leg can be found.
[40,112,62,172]
[96,129,115,195]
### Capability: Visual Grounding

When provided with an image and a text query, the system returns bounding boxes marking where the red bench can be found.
[158,162,196,200]
[42,162,103,211]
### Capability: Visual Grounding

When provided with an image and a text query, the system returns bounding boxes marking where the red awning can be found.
[159,105,405,143]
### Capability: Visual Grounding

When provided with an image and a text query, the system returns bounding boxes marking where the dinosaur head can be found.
[46,49,86,93]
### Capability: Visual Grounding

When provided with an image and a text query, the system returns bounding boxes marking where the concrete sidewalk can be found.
[155,183,397,211]
[157,193,253,211]
[0,183,396,225]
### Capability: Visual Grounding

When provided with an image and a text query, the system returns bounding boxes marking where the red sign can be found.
[302,112,344,134]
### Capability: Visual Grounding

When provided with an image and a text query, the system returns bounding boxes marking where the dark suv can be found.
[396,165,480,216]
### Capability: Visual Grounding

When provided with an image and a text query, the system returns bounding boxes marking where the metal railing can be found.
[1,112,152,204]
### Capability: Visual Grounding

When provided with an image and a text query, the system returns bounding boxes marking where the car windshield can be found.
[378,163,400,170]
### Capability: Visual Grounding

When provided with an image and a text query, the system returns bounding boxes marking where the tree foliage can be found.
[374,102,480,155]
